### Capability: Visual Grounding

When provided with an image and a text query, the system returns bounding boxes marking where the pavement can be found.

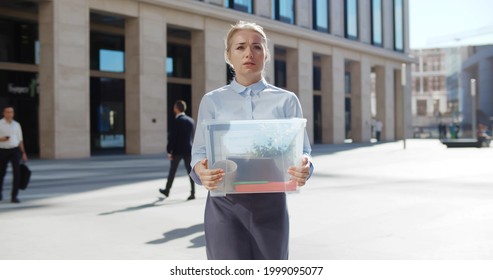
[1,139,493,260]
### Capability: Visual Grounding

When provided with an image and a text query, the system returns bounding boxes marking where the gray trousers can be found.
[204,192,289,260]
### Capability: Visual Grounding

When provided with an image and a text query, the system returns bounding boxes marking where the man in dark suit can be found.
[159,100,196,200]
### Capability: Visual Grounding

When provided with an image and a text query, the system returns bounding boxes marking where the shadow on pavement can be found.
[146,223,205,248]
[98,197,166,216]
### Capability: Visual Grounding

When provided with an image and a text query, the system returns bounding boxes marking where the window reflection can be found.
[313,0,329,33]
[226,0,253,14]
[371,0,383,46]
[394,0,404,51]
[274,0,295,24]
[344,0,358,39]
[99,49,124,72]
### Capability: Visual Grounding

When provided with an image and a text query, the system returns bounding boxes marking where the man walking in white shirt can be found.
[0,106,28,203]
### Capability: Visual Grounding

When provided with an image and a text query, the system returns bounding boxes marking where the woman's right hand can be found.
[194,159,225,190]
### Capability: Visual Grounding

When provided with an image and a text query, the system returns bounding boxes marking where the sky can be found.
[409,0,493,49]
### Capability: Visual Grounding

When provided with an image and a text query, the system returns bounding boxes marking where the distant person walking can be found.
[375,120,383,142]
[0,106,28,203]
[159,100,196,200]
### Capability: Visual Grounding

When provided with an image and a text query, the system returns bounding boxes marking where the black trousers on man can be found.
[164,154,195,195]
[0,147,21,201]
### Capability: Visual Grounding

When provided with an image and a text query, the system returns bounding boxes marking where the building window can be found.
[313,0,329,33]
[167,43,191,78]
[226,0,253,14]
[274,47,287,88]
[0,17,38,64]
[274,0,295,24]
[90,32,125,72]
[417,100,427,116]
[344,0,359,40]
[394,0,404,51]
[371,0,383,46]
[313,55,322,90]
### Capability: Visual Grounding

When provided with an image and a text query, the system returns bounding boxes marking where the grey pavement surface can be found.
[1,139,492,260]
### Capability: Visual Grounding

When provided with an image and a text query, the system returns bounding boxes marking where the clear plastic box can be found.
[203,118,306,196]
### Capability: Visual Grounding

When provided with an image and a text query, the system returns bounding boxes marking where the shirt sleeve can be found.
[189,95,215,185]
[285,92,314,178]
[17,122,23,142]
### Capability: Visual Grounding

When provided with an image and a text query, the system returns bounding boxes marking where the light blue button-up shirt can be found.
[190,78,313,184]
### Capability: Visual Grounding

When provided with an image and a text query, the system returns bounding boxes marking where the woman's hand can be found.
[288,156,311,187]
[194,159,225,190]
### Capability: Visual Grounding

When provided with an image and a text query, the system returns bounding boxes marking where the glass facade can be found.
[90,32,125,72]
[90,77,125,153]
[344,0,358,39]
[167,43,191,78]
[371,0,383,46]
[313,0,330,33]
[0,16,38,64]
[0,70,39,154]
[274,0,295,24]
[394,0,404,51]
[274,47,287,88]
[226,0,253,14]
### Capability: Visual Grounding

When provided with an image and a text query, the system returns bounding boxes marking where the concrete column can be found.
[204,19,229,92]
[329,49,346,144]
[125,5,167,154]
[359,0,371,44]
[320,55,332,144]
[296,0,311,29]
[350,58,372,142]
[394,68,404,139]
[331,0,344,37]
[286,48,299,95]
[191,30,206,121]
[382,0,393,50]
[254,0,272,19]
[39,0,90,159]
[375,65,390,140]
[265,39,275,85]
[297,42,314,143]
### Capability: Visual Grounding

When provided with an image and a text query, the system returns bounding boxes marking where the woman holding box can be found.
[190,21,313,260]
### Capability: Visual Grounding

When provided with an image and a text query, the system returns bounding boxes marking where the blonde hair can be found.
[224,21,271,68]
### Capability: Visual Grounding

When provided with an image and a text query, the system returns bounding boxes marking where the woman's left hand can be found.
[288,156,311,187]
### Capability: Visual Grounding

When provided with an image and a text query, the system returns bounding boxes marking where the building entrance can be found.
[0,70,39,155]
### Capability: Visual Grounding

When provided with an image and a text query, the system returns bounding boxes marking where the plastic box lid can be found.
[203,118,306,196]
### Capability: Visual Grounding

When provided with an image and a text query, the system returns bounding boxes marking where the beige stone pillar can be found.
[349,58,372,143]
[286,48,298,95]
[255,0,272,19]
[329,50,346,144]
[191,30,206,121]
[395,67,405,140]
[39,0,90,159]
[321,55,333,144]
[297,42,314,143]
[375,64,395,141]
[125,5,167,154]
[296,0,311,29]
[331,0,344,37]
[204,19,229,93]
[264,39,275,85]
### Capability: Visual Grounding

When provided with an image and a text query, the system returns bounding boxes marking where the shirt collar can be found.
[175,112,185,118]
[230,78,267,96]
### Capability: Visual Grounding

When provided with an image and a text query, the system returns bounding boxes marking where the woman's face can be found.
[228,29,266,84]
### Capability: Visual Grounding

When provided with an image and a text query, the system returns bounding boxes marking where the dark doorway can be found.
[90,77,125,155]
[0,70,39,155]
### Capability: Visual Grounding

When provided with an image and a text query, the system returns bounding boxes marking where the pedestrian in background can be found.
[0,106,28,203]
[159,100,196,200]
[375,119,383,142]
[190,21,313,260]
